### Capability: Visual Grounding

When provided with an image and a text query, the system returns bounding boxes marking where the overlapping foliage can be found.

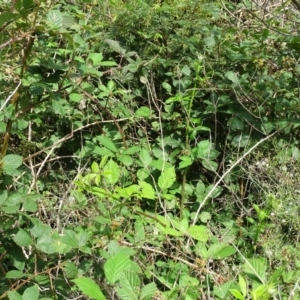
[1,0,300,299]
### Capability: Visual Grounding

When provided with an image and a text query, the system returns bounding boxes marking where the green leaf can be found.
[139,181,156,200]
[139,149,152,167]
[88,53,103,66]
[62,15,75,28]
[103,159,120,184]
[63,262,78,278]
[207,244,236,259]
[229,289,244,300]
[136,106,151,118]
[140,282,157,300]
[22,197,38,212]
[23,0,34,9]
[23,285,39,300]
[0,191,8,205]
[239,275,247,297]
[2,154,23,169]
[202,159,218,171]
[0,12,17,27]
[197,140,211,158]
[188,225,208,242]
[116,270,140,300]
[243,258,267,284]
[104,253,132,284]
[225,71,239,85]
[162,82,172,93]
[72,277,106,300]
[181,65,191,76]
[97,136,118,152]
[60,230,78,248]
[7,291,22,300]
[163,227,183,237]
[47,10,63,27]
[91,161,100,173]
[69,93,82,102]
[13,229,33,247]
[199,212,211,223]
[213,281,234,299]
[6,270,24,279]
[158,166,176,190]
[178,156,193,169]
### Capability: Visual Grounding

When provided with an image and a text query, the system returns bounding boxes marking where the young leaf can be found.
[229,289,244,300]
[239,275,247,298]
[72,277,106,300]
[139,181,156,200]
[158,166,176,190]
[116,270,140,300]
[104,253,131,284]
[103,159,120,184]
[187,225,208,242]
[140,282,157,300]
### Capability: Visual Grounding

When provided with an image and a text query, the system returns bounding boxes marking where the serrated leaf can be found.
[116,270,140,300]
[188,225,208,242]
[197,140,211,158]
[139,149,152,167]
[103,159,120,184]
[63,262,78,278]
[47,10,62,27]
[158,166,176,190]
[98,136,118,152]
[213,281,234,299]
[139,181,156,200]
[243,258,267,284]
[140,282,157,300]
[2,154,23,169]
[60,230,78,248]
[6,270,24,279]
[178,156,193,169]
[62,15,75,28]
[104,253,131,284]
[72,277,106,300]
[23,285,39,300]
[13,229,33,247]
[76,231,90,248]
[22,197,38,212]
